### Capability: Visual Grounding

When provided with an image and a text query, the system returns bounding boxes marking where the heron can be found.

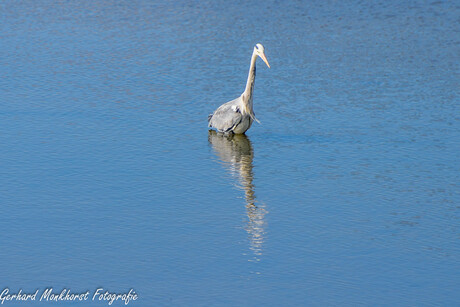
[208,43,270,134]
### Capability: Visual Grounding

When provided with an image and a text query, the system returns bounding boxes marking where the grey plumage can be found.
[208,43,270,134]
[208,98,252,134]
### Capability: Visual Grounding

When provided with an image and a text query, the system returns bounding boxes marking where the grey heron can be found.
[208,43,270,134]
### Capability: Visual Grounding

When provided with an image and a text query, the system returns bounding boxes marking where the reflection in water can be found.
[208,131,267,260]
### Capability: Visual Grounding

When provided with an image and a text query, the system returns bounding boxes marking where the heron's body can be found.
[208,97,254,134]
[208,43,270,134]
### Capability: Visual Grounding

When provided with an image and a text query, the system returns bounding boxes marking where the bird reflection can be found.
[208,130,267,259]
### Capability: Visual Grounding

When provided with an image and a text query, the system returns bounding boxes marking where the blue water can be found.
[1,0,459,306]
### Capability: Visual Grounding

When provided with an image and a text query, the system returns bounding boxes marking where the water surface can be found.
[1,0,459,306]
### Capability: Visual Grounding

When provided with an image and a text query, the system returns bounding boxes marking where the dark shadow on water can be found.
[208,130,267,260]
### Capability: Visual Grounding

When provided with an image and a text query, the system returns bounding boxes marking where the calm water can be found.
[1,0,459,306]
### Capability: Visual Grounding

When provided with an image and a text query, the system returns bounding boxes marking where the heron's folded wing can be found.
[209,102,242,132]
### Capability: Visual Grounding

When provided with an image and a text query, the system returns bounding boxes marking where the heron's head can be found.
[254,43,270,68]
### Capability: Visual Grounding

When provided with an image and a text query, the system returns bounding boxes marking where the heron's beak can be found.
[260,53,271,69]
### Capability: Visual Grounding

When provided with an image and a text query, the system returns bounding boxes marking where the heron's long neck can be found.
[242,51,257,108]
